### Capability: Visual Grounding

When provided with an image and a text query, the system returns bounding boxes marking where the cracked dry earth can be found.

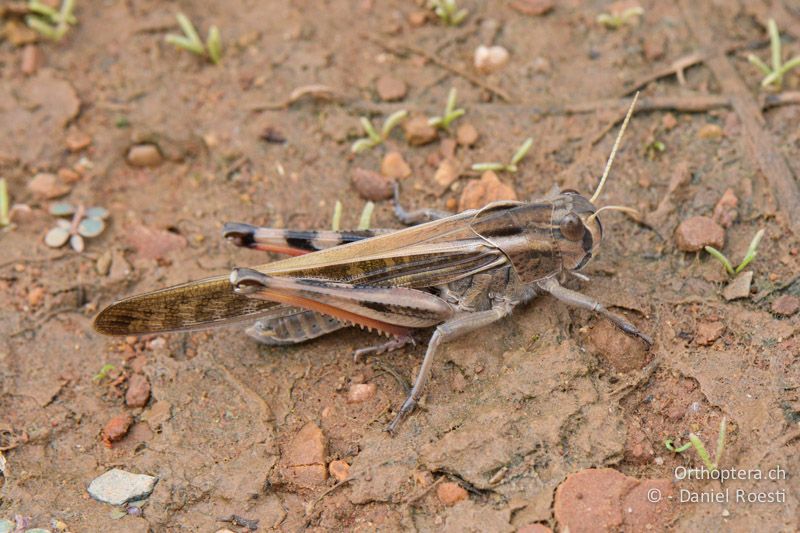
[1,0,799,531]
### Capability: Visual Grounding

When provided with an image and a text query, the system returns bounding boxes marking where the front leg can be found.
[386,303,514,434]
[536,277,653,346]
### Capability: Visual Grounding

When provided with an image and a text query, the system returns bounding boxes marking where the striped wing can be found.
[94,209,510,335]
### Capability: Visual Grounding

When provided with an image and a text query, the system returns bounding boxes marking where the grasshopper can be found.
[94,94,650,433]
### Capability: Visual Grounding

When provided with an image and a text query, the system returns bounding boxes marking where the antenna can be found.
[589,91,639,204]
[586,205,641,224]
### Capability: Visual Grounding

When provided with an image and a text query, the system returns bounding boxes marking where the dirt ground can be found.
[1,0,799,531]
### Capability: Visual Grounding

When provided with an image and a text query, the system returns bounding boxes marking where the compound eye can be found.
[560,212,585,241]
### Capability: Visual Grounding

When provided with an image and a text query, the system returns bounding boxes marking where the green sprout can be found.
[331,200,375,231]
[472,137,533,173]
[26,0,77,41]
[0,179,9,227]
[665,417,728,472]
[92,363,116,383]
[596,6,644,29]
[429,0,468,26]
[704,229,765,277]
[350,110,408,153]
[331,200,343,231]
[428,88,466,131]
[747,19,800,90]
[165,13,222,65]
[645,140,665,160]
[45,203,110,253]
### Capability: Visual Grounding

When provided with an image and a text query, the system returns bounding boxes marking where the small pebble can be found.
[674,216,724,252]
[102,413,133,447]
[65,129,92,152]
[126,144,163,167]
[474,45,510,74]
[642,33,666,61]
[771,295,799,317]
[126,374,151,408]
[28,173,70,199]
[21,44,43,75]
[27,286,45,308]
[531,56,551,74]
[712,189,738,228]
[695,321,725,346]
[722,271,753,301]
[408,11,428,27]
[4,19,38,46]
[434,158,460,190]
[141,401,172,429]
[403,116,438,146]
[328,460,350,482]
[58,167,81,183]
[376,75,407,102]
[697,124,723,139]
[459,171,517,211]
[456,123,479,146]
[351,167,394,201]
[662,113,678,130]
[510,0,554,16]
[437,482,468,505]
[87,468,158,506]
[347,383,377,403]
[96,250,112,276]
[282,422,328,486]
[381,151,412,179]
[440,138,457,160]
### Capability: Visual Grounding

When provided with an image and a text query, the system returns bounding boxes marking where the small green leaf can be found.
[358,202,375,230]
[359,117,381,143]
[704,246,735,276]
[381,110,408,139]
[207,25,222,64]
[351,138,375,154]
[70,233,85,252]
[26,15,59,40]
[471,162,506,172]
[688,433,716,471]
[176,13,203,47]
[45,226,70,248]
[86,206,110,219]
[50,202,76,216]
[331,200,343,231]
[78,217,105,238]
[0,178,9,227]
[510,137,533,166]
[664,439,692,453]
[747,54,772,77]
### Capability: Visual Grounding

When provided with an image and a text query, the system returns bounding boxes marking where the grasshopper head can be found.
[558,92,640,273]
[553,191,603,272]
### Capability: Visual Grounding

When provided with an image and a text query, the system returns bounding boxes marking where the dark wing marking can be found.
[94,210,507,335]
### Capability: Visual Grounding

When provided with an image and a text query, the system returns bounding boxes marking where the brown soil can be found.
[1,1,799,531]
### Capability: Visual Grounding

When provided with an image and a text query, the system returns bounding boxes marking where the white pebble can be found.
[474,45,510,74]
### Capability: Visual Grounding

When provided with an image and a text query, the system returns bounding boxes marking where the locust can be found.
[94,94,651,433]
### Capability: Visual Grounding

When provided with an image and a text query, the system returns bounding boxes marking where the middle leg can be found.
[386,303,514,434]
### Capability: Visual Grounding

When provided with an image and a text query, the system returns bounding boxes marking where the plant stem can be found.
[688,433,716,471]
[331,200,343,231]
[358,202,375,230]
[704,246,735,276]
[735,228,765,273]
[0,178,9,227]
